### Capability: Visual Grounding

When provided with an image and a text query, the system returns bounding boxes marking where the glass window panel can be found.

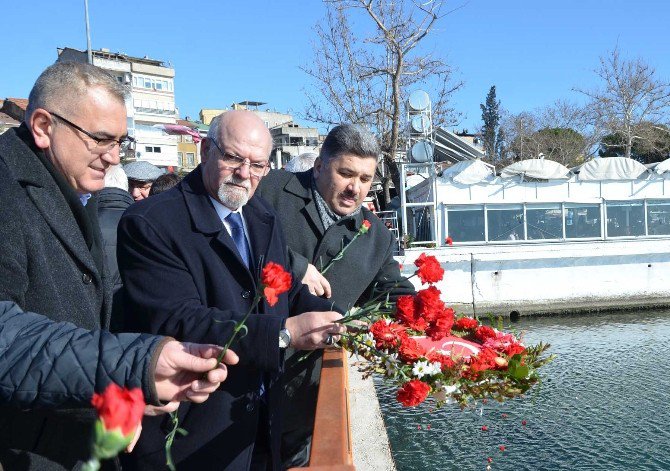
[526,204,562,240]
[187,152,195,166]
[606,201,645,237]
[487,205,524,241]
[447,206,485,242]
[144,78,152,88]
[647,200,670,235]
[565,203,601,238]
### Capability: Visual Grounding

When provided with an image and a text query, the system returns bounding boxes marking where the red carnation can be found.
[445,236,453,246]
[396,295,428,331]
[398,336,426,363]
[91,383,145,436]
[370,320,404,349]
[504,342,526,357]
[396,379,431,407]
[475,325,497,342]
[261,262,292,307]
[414,253,444,285]
[426,308,454,340]
[454,316,479,331]
[467,347,500,377]
[360,219,372,234]
[427,351,456,370]
[415,286,444,323]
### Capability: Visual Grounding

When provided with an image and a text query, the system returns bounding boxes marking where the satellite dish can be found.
[410,115,431,133]
[410,140,434,163]
[408,90,431,111]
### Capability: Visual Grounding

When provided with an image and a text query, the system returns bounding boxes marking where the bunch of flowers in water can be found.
[338,253,554,408]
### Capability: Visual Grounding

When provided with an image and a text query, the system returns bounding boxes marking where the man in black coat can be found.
[0,62,236,470]
[97,164,134,330]
[256,124,415,467]
[118,110,344,471]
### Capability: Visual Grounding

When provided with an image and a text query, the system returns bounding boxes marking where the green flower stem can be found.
[340,332,410,381]
[216,292,262,364]
[165,291,263,471]
[321,225,369,275]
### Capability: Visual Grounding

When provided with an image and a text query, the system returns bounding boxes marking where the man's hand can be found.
[301,263,332,298]
[285,311,345,350]
[153,341,239,403]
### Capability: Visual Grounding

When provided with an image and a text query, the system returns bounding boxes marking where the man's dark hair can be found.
[319,124,380,165]
[148,173,181,196]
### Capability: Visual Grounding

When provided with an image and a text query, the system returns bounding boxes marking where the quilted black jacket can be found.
[0,300,165,408]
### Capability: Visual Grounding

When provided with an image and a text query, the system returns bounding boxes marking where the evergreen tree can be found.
[481,86,501,161]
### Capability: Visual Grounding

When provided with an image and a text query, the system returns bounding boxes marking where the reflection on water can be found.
[376,310,670,471]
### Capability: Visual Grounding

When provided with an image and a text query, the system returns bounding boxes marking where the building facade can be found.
[200,102,320,168]
[56,47,179,169]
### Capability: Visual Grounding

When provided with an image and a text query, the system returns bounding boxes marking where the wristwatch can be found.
[279,328,292,349]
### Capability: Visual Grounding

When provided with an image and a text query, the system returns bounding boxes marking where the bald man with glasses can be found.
[117,110,344,471]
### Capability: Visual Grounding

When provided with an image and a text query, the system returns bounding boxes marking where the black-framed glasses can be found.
[209,138,270,178]
[48,111,135,152]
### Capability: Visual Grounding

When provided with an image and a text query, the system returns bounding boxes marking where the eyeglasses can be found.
[209,138,270,178]
[48,111,135,152]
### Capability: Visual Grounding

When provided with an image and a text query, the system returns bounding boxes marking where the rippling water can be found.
[376,310,670,471]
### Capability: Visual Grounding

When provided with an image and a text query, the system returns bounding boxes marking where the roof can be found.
[5,98,28,110]
[0,111,19,125]
[57,47,170,68]
[500,159,571,180]
[433,128,485,163]
[575,157,648,181]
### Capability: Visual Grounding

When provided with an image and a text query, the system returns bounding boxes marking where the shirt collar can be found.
[208,195,243,222]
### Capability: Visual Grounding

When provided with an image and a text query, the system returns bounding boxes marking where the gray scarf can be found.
[311,176,361,231]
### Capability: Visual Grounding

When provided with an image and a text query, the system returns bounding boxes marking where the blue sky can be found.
[2,1,669,133]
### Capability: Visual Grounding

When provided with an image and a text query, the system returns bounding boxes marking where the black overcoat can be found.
[117,166,334,471]
[0,127,162,470]
[256,169,415,311]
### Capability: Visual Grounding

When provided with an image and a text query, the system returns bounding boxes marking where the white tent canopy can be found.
[438,160,495,185]
[576,157,648,181]
[650,158,670,174]
[500,159,570,180]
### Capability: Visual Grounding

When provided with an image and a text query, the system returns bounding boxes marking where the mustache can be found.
[339,190,358,200]
[223,175,251,190]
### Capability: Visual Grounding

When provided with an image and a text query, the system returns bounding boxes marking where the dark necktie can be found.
[226,212,251,268]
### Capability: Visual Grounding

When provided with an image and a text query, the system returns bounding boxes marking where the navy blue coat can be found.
[117,166,334,471]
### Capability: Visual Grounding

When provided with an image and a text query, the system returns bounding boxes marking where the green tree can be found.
[480,86,502,161]
[599,123,670,163]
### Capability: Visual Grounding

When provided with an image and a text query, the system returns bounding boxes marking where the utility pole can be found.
[84,0,92,64]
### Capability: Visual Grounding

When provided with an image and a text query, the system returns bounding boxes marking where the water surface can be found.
[376,310,670,470]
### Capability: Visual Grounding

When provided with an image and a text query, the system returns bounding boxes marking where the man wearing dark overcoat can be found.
[256,123,416,467]
[118,110,344,471]
[0,62,234,470]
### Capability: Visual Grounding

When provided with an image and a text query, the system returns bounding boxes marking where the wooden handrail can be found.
[289,347,355,471]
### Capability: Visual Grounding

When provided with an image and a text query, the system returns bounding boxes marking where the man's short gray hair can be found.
[319,124,380,165]
[285,152,318,173]
[104,164,129,192]
[26,61,128,122]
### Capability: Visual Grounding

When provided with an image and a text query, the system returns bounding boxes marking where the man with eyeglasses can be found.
[0,62,238,470]
[117,110,344,470]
